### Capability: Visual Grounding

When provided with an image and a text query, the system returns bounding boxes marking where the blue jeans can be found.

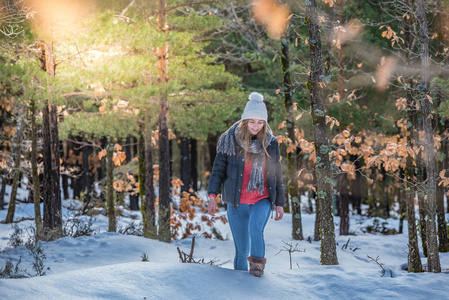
[227,198,271,270]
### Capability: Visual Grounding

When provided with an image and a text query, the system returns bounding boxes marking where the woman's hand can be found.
[207,196,217,216]
[275,205,284,221]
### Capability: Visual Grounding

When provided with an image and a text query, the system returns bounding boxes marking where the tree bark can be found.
[339,172,349,235]
[30,98,44,239]
[40,41,62,241]
[0,177,6,209]
[138,123,146,199]
[306,0,338,265]
[5,105,26,223]
[82,136,91,205]
[435,89,449,252]
[369,168,377,217]
[349,156,363,215]
[381,166,390,218]
[61,140,69,200]
[405,177,423,273]
[416,0,441,273]
[106,142,116,232]
[42,100,63,240]
[313,187,321,241]
[398,170,406,234]
[281,30,303,240]
[0,106,6,209]
[61,173,69,200]
[125,135,132,163]
[190,139,198,191]
[144,117,157,239]
[157,0,171,242]
[180,137,191,193]
[404,20,423,269]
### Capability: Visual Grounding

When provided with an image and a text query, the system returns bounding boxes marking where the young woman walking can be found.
[207,92,285,277]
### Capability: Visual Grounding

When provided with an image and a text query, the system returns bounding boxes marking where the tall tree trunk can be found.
[129,194,139,210]
[129,135,139,211]
[138,122,146,199]
[313,188,321,241]
[312,0,334,242]
[435,89,449,252]
[40,41,62,241]
[27,178,34,203]
[0,177,6,209]
[418,163,428,257]
[82,136,91,205]
[0,106,6,209]
[61,140,69,200]
[157,0,171,242]
[436,175,449,251]
[125,135,132,163]
[73,137,84,200]
[180,137,191,193]
[398,170,406,234]
[106,142,116,232]
[416,0,441,273]
[405,170,423,273]
[339,171,349,235]
[398,185,406,234]
[446,119,449,215]
[5,106,26,223]
[306,0,338,265]
[144,117,157,239]
[30,98,44,239]
[281,31,303,240]
[190,139,198,191]
[42,101,63,239]
[349,156,363,215]
[381,166,390,218]
[404,16,423,268]
[61,174,69,200]
[369,168,377,217]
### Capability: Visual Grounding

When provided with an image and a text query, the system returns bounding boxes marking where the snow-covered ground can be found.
[1,183,449,299]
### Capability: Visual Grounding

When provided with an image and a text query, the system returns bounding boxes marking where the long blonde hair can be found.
[238,119,269,158]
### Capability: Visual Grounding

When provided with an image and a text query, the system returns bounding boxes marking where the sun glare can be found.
[23,0,96,40]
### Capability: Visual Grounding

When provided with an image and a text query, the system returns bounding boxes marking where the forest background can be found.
[1,0,449,278]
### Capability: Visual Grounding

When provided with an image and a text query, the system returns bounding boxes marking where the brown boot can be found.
[247,256,266,277]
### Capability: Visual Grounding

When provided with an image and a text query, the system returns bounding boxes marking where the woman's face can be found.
[247,119,265,136]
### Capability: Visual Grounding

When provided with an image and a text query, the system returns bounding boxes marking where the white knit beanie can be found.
[241,92,267,122]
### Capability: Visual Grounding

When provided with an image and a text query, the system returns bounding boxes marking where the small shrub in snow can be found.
[363,219,397,235]
[25,240,47,276]
[0,257,29,279]
[63,216,96,237]
[367,255,393,278]
[176,236,229,266]
[210,227,228,241]
[275,240,305,269]
[118,221,143,236]
[7,225,24,248]
[141,253,149,262]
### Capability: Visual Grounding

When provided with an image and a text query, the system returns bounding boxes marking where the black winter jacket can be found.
[207,130,285,209]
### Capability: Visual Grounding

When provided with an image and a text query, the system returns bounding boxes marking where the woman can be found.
[207,92,285,277]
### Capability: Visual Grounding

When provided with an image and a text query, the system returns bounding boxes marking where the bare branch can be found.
[167,1,218,14]
[120,0,136,17]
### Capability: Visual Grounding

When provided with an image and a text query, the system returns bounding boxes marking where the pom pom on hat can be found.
[241,91,267,122]
[249,92,264,102]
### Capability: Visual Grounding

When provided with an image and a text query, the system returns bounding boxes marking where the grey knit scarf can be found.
[217,121,273,195]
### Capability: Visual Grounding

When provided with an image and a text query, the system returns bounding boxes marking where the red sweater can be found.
[239,157,268,204]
